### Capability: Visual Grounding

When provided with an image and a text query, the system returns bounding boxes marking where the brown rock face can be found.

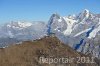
[0,36,99,66]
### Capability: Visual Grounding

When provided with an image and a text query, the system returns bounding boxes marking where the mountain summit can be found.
[47,9,100,59]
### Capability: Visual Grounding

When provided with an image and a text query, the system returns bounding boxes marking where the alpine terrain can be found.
[0,21,47,47]
[47,9,100,59]
[0,9,100,59]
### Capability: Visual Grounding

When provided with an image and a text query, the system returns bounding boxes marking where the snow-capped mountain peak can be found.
[0,21,47,47]
[83,9,89,14]
[82,9,90,18]
[47,13,68,35]
[17,21,33,28]
[47,9,100,59]
[78,9,91,21]
[51,13,60,19]
[6,21,33,29]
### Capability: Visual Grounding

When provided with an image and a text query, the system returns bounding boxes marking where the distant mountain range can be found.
[0,9,100,59]
[0,21,47,47]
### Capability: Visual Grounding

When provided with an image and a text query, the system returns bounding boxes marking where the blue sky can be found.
[0,0,100,24]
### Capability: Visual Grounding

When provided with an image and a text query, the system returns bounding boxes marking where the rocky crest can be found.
[0,36,99,66]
